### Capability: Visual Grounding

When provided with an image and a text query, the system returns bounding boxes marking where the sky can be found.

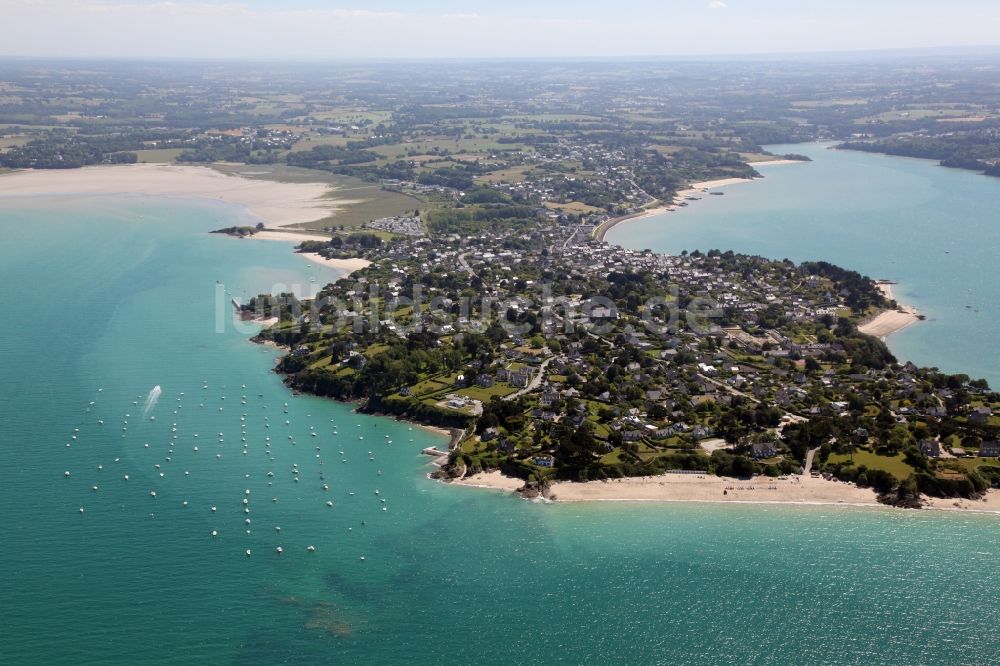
[3,0,1000,59]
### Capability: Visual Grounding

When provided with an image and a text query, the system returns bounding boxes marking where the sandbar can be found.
[0,163,337,227]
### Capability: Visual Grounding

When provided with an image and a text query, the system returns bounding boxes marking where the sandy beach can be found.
[750,159,806,166]
[0,164,337,227]
[549,474,885,506]
[594,177,757,241]
[452,470,530,492]
[250,230,333,243]
[452,470,1000,513]
[594,160,808,242]
[859,282,921,339]
[922,493,1000,513]
[299,252,372,274]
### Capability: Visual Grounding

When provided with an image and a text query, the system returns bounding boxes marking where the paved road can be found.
[697,372,759,403]
[504,357,554,401]
[803,446,821,475]
[457,252,477,278]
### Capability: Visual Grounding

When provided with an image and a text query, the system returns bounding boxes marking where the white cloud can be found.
[709,1,728,9]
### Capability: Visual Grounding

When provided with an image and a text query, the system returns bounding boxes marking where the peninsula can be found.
[3,57,998,510]
[247,217,999,510]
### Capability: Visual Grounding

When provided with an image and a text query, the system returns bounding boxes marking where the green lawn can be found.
[600,449,626,465]
[364,343,390,357]
[455,384,518,402]
[827,450,915,480]
[408,378,450,397]
[954,458,1000,473]
[308,355,335,370]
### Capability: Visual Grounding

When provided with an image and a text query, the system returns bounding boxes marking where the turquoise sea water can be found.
[608,143,1000,388]
[1,193,998,665]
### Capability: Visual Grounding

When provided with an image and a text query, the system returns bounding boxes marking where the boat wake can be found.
[142,385,162,416]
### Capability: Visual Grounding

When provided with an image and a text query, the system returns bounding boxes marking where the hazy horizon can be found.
[5,0,1000,60]
[4,45,1000,65]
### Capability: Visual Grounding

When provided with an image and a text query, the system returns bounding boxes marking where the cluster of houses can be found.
[287,206,1000,471]
[366,215,424,237]
[203,126,300,150]
[479,138,660,217]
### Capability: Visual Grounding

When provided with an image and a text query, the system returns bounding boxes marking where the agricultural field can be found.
[0,134,31,152]
[856,107,989,123]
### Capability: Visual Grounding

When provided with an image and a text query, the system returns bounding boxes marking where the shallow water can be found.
[0,193,997,665]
